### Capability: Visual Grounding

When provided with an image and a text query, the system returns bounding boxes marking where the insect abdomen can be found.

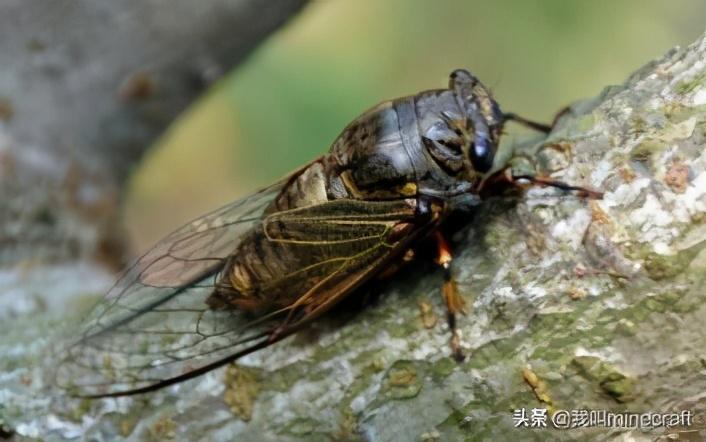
[207,160,332,311]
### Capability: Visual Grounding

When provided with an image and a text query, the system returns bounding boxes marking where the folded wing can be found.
[56,188,429,397]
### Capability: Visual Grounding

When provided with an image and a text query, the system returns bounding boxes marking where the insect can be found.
[56,69,600,398]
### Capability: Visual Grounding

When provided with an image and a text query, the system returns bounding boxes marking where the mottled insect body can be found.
[209,71,499,314]
[57,69,598,397]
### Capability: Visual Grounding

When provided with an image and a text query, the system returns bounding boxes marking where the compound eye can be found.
[469,137,494,173]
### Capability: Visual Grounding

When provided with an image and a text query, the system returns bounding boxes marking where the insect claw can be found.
[450,331,466,362]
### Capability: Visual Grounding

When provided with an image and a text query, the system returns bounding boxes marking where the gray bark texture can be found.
[0,0,307,268]
[1,13,706,442]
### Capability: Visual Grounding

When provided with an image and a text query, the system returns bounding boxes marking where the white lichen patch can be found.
[590,158,615,186]
[652,242,673,255]
[572,346,620,364]
[680,170,706,215]
[629,194,674,230]
[492,285,515,301]
[692,88,706,105]
[601,178,651,208]
[607,168,706,254]
[550,208,591,250]
[523,283,548,302]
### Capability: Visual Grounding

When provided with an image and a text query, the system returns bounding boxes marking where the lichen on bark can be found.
[3,30,706,442]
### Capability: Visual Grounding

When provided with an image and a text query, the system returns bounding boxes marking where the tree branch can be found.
[2,24,705,442]
[0,0,307,267]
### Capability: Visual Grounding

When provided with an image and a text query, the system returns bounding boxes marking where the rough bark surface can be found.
[2,28,706,442]
[0,0,308,268]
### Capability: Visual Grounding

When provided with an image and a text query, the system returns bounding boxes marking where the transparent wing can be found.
[56,180,286,397]
[56,187,428,397]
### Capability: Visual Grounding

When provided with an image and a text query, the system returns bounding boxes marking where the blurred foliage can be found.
[125,0,706,251]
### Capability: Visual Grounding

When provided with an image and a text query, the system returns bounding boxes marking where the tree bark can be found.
[0,0,307,268]
[1,20,705,442]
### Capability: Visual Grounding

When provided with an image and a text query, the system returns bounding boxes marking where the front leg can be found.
[508,172,603,199]
[503,105,571,134]
[502,112,552,134]
[433,230,466,361]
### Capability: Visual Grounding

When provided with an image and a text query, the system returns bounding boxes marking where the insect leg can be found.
[502,112,552,134]
[433,230,466,361]
[511,173,603,199]
[503,106,572,134]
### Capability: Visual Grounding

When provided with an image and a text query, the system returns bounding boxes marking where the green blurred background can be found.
[124,0,706,252]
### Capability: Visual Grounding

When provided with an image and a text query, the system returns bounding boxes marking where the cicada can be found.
[57,69,599,397]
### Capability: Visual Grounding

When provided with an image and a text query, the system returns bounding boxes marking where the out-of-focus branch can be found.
[0,0,308,267]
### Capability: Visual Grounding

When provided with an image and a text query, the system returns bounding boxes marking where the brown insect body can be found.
[210,71,501,314]
[57,70,585,397]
